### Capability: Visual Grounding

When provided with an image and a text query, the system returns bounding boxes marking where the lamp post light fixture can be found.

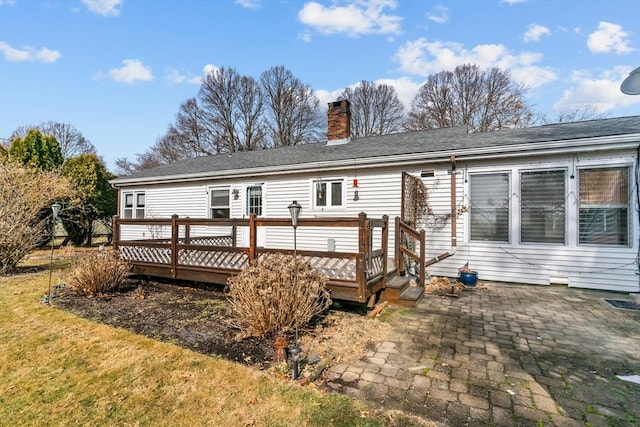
[47,202,61,305]
[287,200,302,379]
[620,66,640,95]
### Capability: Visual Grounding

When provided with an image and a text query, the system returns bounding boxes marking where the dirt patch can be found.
[52,278,392,376]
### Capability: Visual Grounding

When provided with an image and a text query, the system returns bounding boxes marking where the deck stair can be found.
[380,274,425,307]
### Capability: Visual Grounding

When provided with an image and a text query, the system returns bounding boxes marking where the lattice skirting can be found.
[120,245,170,264]
[257,253,356,281]
[178,249,248,270]
[180,236,233,246]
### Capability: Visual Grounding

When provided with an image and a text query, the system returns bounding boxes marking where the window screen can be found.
[470,173,510,242]
[579,167,629,245]
[520,170,565,244]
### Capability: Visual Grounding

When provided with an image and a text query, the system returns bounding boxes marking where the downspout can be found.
[111,183,120,248]
[424,155,457,267]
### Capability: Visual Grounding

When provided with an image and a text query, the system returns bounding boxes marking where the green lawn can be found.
[0,253,431,427]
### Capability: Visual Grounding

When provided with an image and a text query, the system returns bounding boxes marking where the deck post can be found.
[171,214,178,279]
[357,212,368,301]
[394,216,402,274]
[248,214,256,264]
[231,225,237,247]
[419,228,426,287]
[184,223,190,244]
[112,215,120,250]
[381,215,389,287]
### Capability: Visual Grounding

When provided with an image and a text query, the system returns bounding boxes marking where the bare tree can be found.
[168,97,222,156]
[118,66,325,175]
[260,65,323,146]
[339,80,405,137]
[198,67,266,152]
[405,64,533,133]
[10,121,96,160]
[554,105,607,123]
[0,161,72,274]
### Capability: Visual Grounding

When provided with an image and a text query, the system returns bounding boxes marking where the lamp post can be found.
[620,66,640,95]
[287,200,302,379]
[47,202,61,305]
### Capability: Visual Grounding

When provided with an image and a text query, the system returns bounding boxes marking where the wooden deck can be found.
[113,213,390,304]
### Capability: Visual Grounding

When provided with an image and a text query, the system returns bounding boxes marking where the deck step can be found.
[399,286,425,304]
[387,275,411,290]
[379,275,424,307]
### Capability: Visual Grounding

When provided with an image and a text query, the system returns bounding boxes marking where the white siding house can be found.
[111,101,640,294]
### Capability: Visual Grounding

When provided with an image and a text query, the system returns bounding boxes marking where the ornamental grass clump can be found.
[62,249,130,297]
[227,254,331,338]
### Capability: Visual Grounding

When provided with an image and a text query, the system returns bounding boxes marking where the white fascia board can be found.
[111,133,640,187]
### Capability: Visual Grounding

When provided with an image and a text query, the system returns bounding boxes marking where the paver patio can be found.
[325,283,640,426]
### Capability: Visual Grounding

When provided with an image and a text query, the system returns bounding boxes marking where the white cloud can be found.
[501,0,527,4]
[553,66,640,113]
[165,64,218,86]
[81,0,123,17]
[393,38,557,88]
[511,66,557,89]
[375,76,422,109]
[202,64,219,78]
[166,68,187,85]
[108,59,153,84]
[587,22,635,54]
[316,77,421,112]
[298,0,402,37]
[523,24,550,42]
[314,88,345,109]
[0,1,16,6]
[235,0,260,9]
[299,30,312,43]
[0,41,61,63]
[427,5,448,24]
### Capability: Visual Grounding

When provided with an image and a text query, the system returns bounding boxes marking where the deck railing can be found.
[395,216,426,287]
[113,213,388,303]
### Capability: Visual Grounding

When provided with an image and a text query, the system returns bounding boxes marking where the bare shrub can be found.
[62,250,130,297]
[227,254,331,337]
[0,162,72,274]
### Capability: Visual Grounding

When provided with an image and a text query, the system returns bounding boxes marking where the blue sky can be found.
[1,0,639,171]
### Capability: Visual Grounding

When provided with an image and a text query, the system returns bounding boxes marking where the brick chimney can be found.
[327,100,351,145]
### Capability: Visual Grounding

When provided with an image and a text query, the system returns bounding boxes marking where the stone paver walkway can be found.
[325,284,640,426]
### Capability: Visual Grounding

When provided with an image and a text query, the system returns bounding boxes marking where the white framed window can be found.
[313,178,344,209]
[469,173,510,242]
[123,191,145,219]
[209,187,230,218]
[246,185,263,216]
[520,170,566,244]
[578,166,630,246]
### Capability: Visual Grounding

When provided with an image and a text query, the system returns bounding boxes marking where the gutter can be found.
[110,133,640,187]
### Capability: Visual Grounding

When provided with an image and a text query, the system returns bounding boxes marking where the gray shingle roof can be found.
[112,115,640,185]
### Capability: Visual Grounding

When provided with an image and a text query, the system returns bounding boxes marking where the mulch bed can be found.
[52,279,280,369]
